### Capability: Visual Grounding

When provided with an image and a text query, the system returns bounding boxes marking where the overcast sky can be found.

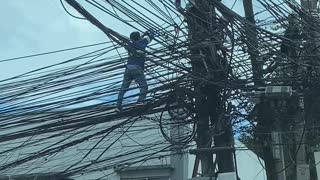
[0,0,114,80]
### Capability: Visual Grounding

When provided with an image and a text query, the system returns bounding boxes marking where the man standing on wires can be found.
[116,30,155,112]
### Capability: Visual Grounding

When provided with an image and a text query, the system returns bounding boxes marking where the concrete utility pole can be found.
[301,0,318,12]
[242,2,279,179]
[253,0,319,179]
[186,1,215,176]
[186,0,236,178]
[300,0,320,179]
[280,14,305,180]
[243,1,311,179]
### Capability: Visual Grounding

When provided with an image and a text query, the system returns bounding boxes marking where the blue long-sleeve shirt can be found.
[126,33,154,69]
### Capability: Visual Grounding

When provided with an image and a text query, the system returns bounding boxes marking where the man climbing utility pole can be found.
[64,0,155,113]
[116,30,155,112]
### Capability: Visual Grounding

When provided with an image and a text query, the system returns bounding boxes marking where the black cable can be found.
[0,42,109,63]
[60,0,86,20]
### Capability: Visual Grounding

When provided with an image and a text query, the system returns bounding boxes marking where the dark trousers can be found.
[117,65,148,109]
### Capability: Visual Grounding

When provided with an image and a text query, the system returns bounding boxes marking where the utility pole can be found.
[300,0,320,179]
[279,9,309,180]
[243,1,308,180]
[185,0,215,176]
[249,0,319,179]
[243,0,262,85]
[242,2,280,179]
[301,0,318,12]
[185,0,236,178]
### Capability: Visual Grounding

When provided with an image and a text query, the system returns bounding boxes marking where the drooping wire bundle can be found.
[0,0,319,179]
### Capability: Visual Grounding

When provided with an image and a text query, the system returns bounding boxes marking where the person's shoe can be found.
[136,102,145,106]
[115,107,122,113]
